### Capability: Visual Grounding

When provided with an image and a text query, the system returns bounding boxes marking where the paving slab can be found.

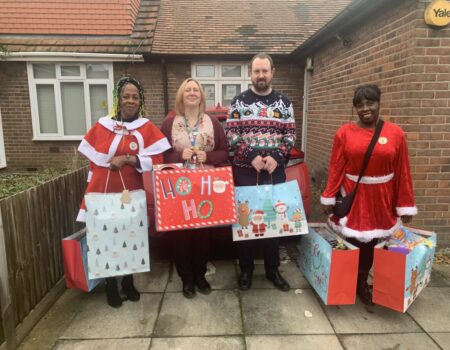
[166,260,238,292]
[134,262,170,292]
[18,290,89,350]
[324,301,421,334]
[245,335,343,350]
[241,289,333,334]
[250,261,311,289]
[429,332,450,350]
[150,336,245,350]
[61,293,162,338]
[154,290,242,336]
[339,333,441,350]
[429,265,450,287]
[407,287,450,332]
[53,338,151,350]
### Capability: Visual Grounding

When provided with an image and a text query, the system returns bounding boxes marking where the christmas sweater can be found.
[225,89,296,168]
[321,121,417,242]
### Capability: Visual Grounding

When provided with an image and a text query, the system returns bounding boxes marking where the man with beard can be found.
[225,53,296,291]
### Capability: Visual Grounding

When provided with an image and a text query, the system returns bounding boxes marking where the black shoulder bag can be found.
[333,120,384,218]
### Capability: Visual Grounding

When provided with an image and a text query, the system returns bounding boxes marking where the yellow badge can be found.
[378,137,388,145]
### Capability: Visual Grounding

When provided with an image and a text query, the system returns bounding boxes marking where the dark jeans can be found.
[233,166,286,275]
[346,237,379,285]
[173,230,210,282]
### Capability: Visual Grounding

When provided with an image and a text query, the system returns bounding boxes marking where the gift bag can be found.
[84,171,150,279]
[297,223,359,305]
[232,180,308,241]
[373,226,436,312]
[153,166,237,231]
[62,229,103,292]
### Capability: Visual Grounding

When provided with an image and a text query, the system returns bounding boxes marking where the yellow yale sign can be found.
[424,0,450,27]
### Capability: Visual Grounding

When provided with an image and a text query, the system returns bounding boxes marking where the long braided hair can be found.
[111,76,146,119]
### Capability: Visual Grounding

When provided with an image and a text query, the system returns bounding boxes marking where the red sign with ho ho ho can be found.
[153,166,237,231]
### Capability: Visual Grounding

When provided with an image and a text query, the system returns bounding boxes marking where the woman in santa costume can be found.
[77,76,171,307]
[321,84,417,305]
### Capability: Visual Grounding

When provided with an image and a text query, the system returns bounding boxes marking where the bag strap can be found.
[104,169,127,193]
[353,119,384,193]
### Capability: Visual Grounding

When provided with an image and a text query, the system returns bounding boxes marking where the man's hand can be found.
[322,204,334,215]
[263,156,278,174]
[401,215,412,224]
[251,155,266,172]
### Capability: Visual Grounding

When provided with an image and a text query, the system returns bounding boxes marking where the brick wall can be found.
[305,0,450,244]
[0,62,80,172]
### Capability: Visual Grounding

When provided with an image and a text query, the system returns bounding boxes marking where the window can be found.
[192,63,251,108]
[27,63,114,140]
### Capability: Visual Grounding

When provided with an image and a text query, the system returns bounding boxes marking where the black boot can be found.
[195,275,211,295]
[182,279,196,299]
[121,275,140,302]
[357,274,374,306]
[105,278,122,308]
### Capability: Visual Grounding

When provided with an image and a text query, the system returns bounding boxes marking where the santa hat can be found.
[275,200,285,207]
[254,210,265,215]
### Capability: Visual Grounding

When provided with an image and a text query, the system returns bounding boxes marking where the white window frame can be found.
[27,62,114,140]
[0,108,6,168]
[191,62,251,108]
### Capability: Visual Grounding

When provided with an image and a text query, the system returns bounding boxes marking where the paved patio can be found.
[16,255,450,350]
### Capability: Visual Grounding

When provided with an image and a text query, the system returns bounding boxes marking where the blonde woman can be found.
[160,78,229,298]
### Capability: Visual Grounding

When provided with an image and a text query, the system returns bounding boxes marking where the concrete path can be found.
[17,259,450,350]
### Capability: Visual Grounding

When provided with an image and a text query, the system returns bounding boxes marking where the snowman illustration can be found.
[274,200,289,233]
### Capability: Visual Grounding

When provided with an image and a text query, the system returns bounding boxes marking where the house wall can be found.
[0,62,80,172]
[305,0,450,244]
[0,60,303,172]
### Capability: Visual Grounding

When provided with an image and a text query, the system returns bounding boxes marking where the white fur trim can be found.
[76,209,86,222]
[137,155,153,172]
[87,170,93,183]
[320,196,336,205]
[98,116,148,132]
[346,172,394,184]
[107,134,122,162]
[396,206,418,216]
[78,140,109,167]
[142,137,171,155]
[337,218,402,243]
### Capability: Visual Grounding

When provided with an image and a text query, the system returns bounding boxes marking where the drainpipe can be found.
[301,57,313,161]
[162,58,169,116]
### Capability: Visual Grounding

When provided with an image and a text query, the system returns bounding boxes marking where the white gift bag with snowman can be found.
[232,180,308,241]
[84,171,150,279]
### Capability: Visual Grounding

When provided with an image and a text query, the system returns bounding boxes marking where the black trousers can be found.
[346,237,379,284]
[233,167,286,275]
[173,230,210,282]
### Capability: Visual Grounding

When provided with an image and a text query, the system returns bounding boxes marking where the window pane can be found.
[221,65,241,77]
[89,85,108,124]
[222,84,241,107]
[33,64,56,79]
[87,64,109,79]
[61,83,86,135]
[61,65,81,77]
[36,85,57,133]
[202,84,215,108]
[196,65,215,77]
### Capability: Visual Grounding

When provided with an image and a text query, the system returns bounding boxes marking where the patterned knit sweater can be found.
[225,89,296,168]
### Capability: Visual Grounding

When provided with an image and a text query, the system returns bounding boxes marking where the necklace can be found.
[184,113,201,147]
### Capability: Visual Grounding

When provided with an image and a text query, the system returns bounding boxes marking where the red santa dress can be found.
[321,121,417,242]
[76,116,171,222]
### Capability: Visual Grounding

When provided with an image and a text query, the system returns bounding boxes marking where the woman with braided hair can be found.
[77,76,171,307]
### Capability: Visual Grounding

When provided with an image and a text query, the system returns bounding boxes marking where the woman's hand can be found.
[401,215,412,224]
[195,150,207,163]
[263,156,278,174]
[182,148,195,161]
[109,155,127,170]
[322,204,334,215]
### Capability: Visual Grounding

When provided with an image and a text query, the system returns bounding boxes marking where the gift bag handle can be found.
[255,172,273,186]
[104,169,127,193]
